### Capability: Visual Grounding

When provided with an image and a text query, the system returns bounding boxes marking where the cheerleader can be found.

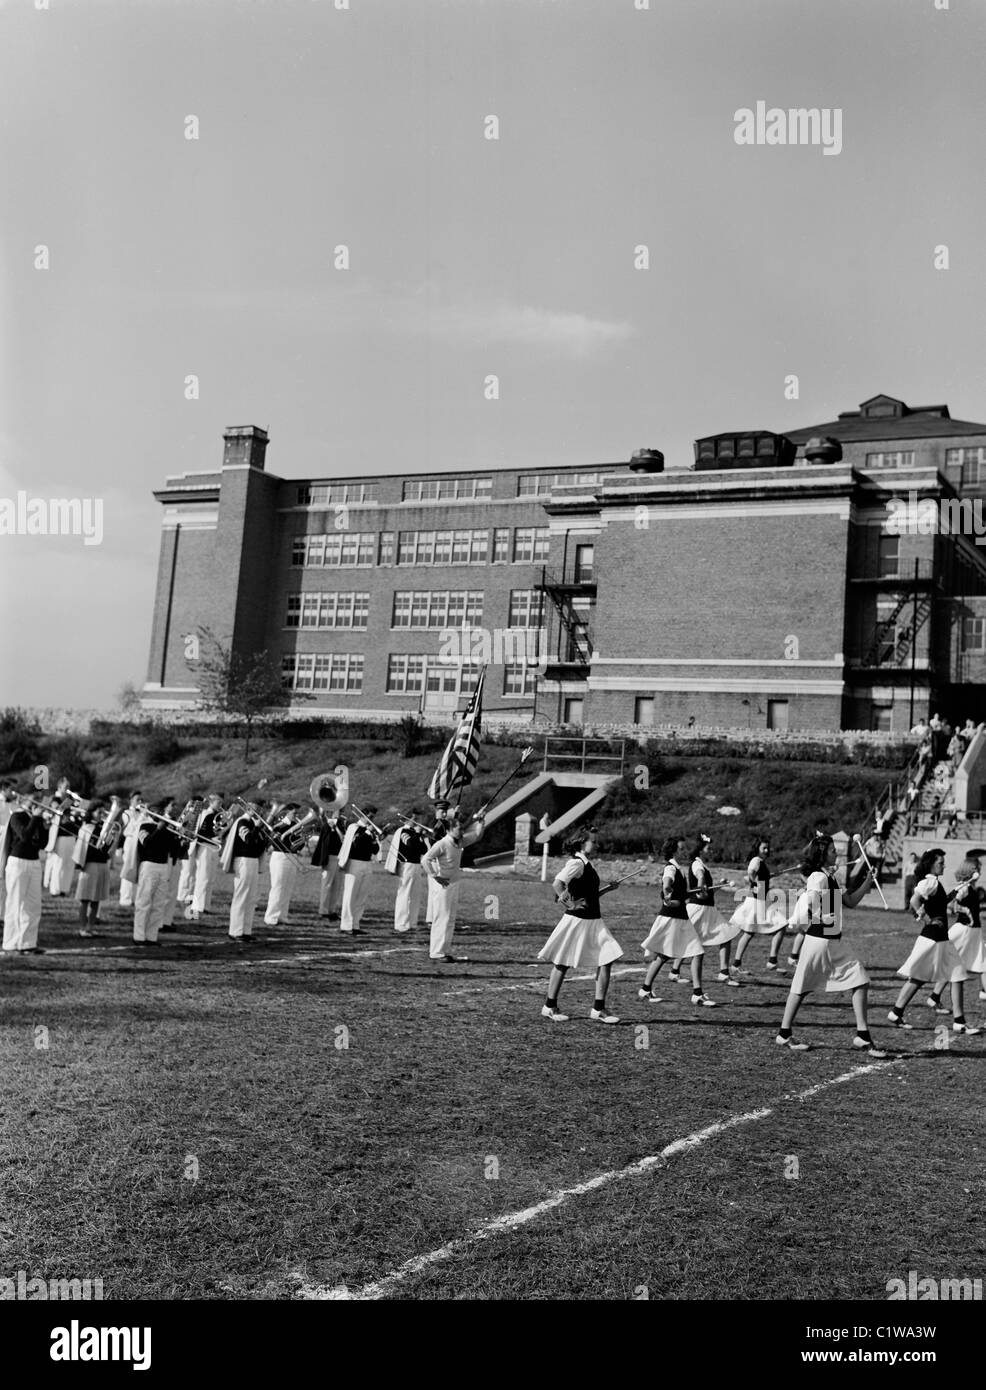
[539,829,623,1023]
[888,850,981,1035]
[684,835,741,985]
[776,836,886,1055]
[73,802,110,937]
[730,838,788,974]
[949,861,985,1007]
[638,835,716,1007]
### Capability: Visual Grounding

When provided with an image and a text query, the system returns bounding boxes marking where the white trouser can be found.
[429,880,461,958]
[394,861,425,933]
[162,860,181,927]
[191,845,219,914]
[120,842,137,906]
[134,861,172,943]
[340,860,372,932]
[229,858,260,938]
[3,858,43,951]
[318,857,342,916]
[265,852,299,925]
[47,835,77,895]
[426,874,440,923]
[176,855,195,904]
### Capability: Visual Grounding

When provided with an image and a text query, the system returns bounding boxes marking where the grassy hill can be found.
[3,726,892,865]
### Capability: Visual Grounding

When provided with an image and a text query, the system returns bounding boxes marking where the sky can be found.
[2,0,986,707]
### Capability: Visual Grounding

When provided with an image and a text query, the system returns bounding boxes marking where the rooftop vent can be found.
[802,435,843,465]
[628,448,665,473]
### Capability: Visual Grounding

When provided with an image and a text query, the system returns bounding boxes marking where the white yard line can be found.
[442,964,647,997]
[293,1060,896,1301]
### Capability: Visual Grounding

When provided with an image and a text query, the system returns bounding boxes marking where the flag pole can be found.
[454,665,487,809]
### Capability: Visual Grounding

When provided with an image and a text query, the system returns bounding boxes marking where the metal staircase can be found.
[862,592,933,668]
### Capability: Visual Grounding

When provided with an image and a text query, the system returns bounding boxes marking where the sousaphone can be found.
[309,766,350,812]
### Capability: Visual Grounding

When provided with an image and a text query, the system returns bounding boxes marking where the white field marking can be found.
[244,945,426,966]
[295,1056,900,1301]
[442,964,646,998]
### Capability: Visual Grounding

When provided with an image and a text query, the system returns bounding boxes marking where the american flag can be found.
[427,667,485,803]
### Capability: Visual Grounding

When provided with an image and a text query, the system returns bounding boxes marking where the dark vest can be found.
[919,878,949,942]
[568,857,601,919]
[688,860,714,906]
[805,872,840,938]
[662,863,689,919]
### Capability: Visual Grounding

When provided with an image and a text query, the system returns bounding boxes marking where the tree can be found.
[195,628,306,763]
[117,681,143,715]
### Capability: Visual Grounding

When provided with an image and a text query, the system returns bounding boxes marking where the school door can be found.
[766,699,789,731]
[423,664,462,713]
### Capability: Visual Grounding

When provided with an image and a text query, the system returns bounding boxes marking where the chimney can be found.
[222,426,269,471]
[628,447,665,474]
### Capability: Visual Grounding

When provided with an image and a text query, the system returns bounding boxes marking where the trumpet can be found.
[136,803,222,849]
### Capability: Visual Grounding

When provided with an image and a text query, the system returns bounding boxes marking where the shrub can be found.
[145,730,183,766]
[0,707,42,776]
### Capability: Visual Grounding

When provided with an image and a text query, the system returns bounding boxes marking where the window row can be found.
[402,476,492,502]
[285,592,370,630]
[281,653,365,692]
[392,590,484,629]
[516,472,608,496]
[865,452,916,469]
[297,483,377,506]
[385,655,538,696]
[290,526,551,568]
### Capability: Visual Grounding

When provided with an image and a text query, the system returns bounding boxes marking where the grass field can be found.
[2,863,983,1302]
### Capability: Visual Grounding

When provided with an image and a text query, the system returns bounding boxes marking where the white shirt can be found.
[421,833,463,883]
[790,870,842,934]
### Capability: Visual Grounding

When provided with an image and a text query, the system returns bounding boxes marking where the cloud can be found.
[415,299,635,359]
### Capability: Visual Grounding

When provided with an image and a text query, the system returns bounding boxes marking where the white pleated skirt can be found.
[538,914,624,971]
[729,894,788,935]
[897,934,967,984]
[791,935,869,994]
[687,900,742,946]
[641,912,704,959]
[948,922,985,974]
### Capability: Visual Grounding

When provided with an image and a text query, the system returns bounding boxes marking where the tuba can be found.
[281,807,320,853]
[96,796,125,851]
[309,768,350,812]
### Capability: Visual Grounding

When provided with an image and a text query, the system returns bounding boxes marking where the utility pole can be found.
[908,557,918,729]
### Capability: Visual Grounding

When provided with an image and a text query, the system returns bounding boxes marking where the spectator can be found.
[863,830,887,885]
[961,718,978,744]
[948,732,964,771]
[910,717,930,739]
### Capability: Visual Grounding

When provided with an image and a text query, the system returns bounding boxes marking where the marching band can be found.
[1,770,984,1053]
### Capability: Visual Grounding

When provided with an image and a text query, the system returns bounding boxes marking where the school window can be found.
[286,653,363,693]
[378,532,394,565]
[402,476,492,502]
[563,697,584,725]
[291,537,307,566]
[962,617,986,652]
[392,590,484,629]
[634,696,655,726]
[865,452,916,469]
[386,654,427,693]
[513,526,550,562]
[508,590,544,627]
[574,544,594,583]
[283,592,370,631]
[293,532,375,568]
[877,535,900,577]
[945,448,986,488]
[286,595,302,628]
[303,482,377,506]
[492,527,510,563]
[395,529,490,566]
[871,703,893,732]
[281,655,296,688]
[503,663,538,696]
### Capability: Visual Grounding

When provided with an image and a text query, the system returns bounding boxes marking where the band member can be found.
[338,810,381,936]
[265,804,302,926]
[175,799,203,909]
[425,799,452,925]
[73,802,111,937]
[161,816,186,934]
[133,799,180,946]
[221,802,268,941]
[776,836,886,1055]
[44,794,79,897]
[389,811,430,934]
[422,809,467,962]
[312,809,345,919]
[188,793,224,919]
[888,850,981,1035]
[118,792,144,908]
[729,838,789,974]
[1,797,49,953]
[539,829,623,1023]
[684,835,741,985]
[0,782,16,921]
[638,835,716,1007]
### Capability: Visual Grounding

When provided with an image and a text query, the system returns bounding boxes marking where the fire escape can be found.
[536,560,596,685]
[848,559,938,717]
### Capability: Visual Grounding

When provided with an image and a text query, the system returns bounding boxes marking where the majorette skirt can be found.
[538,914,624,971]
[790,935,869,994]
[897,932,967,985]
[640,912,704,959]
[686,900,742,946]
[729,893,788,935]
[75,861,110,902]
[949,922,986,974]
